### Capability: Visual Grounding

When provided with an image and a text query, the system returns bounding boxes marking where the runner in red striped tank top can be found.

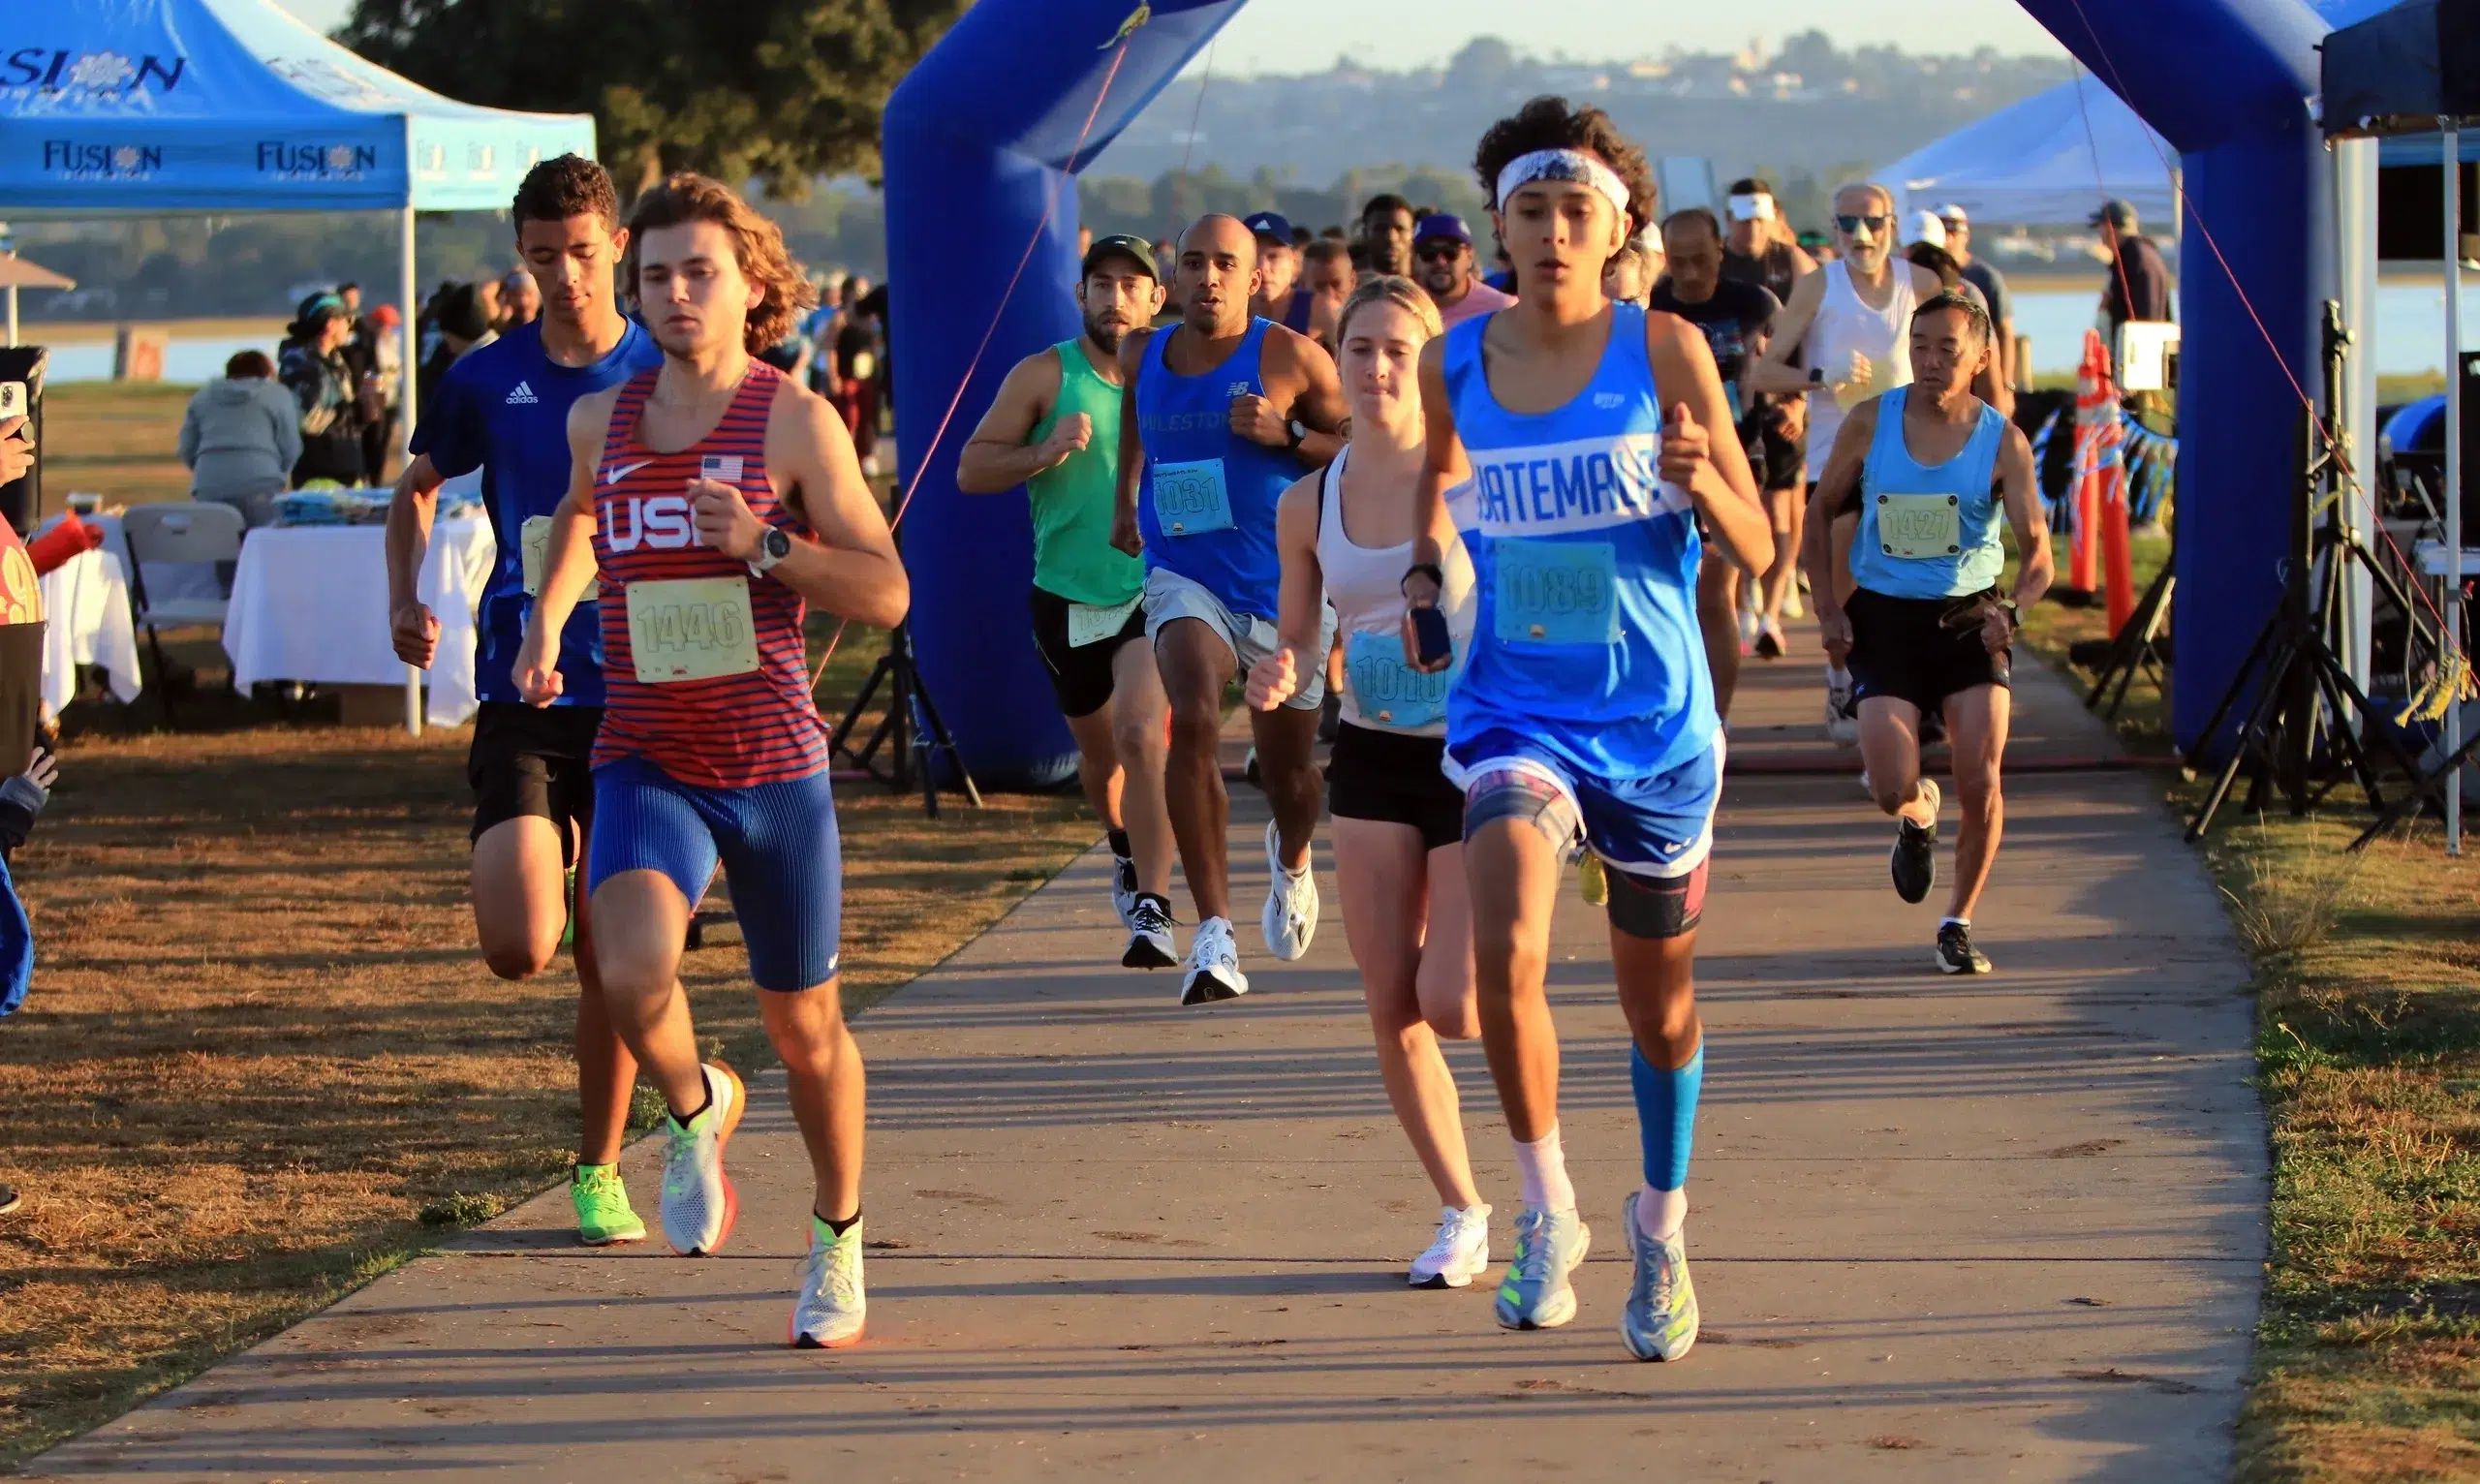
[515,172,907,1350]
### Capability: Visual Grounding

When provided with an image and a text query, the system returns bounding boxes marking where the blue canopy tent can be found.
[0,0,595,453]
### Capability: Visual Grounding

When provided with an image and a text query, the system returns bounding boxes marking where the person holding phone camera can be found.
[1246,276,1492,1291]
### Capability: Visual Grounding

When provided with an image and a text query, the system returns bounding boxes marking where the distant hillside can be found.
[1095,32,2074,208]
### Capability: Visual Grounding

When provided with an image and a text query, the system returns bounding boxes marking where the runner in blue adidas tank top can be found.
[1803,292,2048,976]
[516,173,907,1350]
[384,154,664,1249]
[1403,98,1773,1363]
[1109,213,1348,1007]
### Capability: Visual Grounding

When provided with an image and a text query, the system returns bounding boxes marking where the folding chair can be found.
[121,502,245,728]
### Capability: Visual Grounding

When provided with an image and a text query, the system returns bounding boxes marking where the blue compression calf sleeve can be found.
[1630,1043,1703,1191]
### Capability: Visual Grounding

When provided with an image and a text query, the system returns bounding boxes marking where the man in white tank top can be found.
[1751,181,1942,738]
[1752,182,1942,485]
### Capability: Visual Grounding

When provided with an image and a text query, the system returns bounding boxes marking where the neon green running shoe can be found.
[561,868,577,949]
[572,1163,646,1246]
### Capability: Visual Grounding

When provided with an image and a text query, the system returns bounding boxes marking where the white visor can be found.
[1727,193,1774,223]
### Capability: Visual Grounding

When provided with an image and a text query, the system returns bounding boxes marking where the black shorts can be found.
[469,700,603,862]
[1029,585,1145,720]
[1758,417,1806,493]
[1325,723,1464,853]
[1845,587,2013,716]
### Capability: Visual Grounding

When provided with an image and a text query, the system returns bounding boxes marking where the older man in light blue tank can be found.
[1111,214,1348,1007]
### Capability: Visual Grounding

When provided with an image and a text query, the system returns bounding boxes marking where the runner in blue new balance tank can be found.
[1112,213,1348,1007]
[1803,291,2048,976]
[385,154,664,1249]
[1404,99,1774,1363]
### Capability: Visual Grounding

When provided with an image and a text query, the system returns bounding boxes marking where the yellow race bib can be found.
[625,577,760,683]
[520,514,596,599]
[1876,493,1964,560]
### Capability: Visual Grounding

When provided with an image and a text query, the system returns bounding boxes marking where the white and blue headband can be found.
[1493,148,1631,220]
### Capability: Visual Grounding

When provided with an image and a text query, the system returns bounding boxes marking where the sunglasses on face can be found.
[1835,214,1891,235]
[1415,241,1466,261]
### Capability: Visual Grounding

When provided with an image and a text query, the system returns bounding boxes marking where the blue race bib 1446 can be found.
[1493,538,1620,646]
[1152,458,1233,536]
[1345,629,1451,729]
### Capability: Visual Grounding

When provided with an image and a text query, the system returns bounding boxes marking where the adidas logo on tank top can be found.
[505,381,539,405]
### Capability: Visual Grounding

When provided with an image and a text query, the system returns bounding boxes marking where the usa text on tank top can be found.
[1133,316,1297,619]
[590,361,832,788]
[1440,301,1718,779]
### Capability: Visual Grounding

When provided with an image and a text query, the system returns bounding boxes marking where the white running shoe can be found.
[1410,1204,1493,1288]
[1110,852,1140,931]
[660,1063,745,1256]
[1259,819,1319,961]
[1181,915,1250,1005]
[1736,606,1759,655]
[1782,584,1805,620]
[1824,664,1860,747]
[790,1216,867,1348]
[1122,892,1178,970]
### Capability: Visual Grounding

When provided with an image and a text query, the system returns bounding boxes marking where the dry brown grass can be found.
[39,384,202,510]
[0,719,1094,1466]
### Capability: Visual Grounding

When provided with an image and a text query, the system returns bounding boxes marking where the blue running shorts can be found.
[588,755,844,991]
[1445,727,1724,881]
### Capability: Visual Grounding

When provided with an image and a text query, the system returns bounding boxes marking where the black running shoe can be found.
[1753,621,1785,660]
[1937,920,1992,974]
[1122,893,1179,970]
[1890,779,1940,904]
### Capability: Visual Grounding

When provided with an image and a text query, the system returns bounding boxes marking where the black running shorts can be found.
[468,700,603,861]
[1845,586,2013,716]
[1326,722,1464,853]
[1029,585,1145,720]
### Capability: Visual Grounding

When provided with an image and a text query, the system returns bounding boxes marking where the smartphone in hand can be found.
[1411,603,1452,667]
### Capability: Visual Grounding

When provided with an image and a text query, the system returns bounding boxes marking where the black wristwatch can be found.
[1286,418,1308,450]
[749,525,793,576]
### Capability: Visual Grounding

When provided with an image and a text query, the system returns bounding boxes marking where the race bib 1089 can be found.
[1493,538,1620,646]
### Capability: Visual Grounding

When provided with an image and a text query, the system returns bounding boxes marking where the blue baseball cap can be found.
[1413,213,1473,247]
[1242,210,1295,245]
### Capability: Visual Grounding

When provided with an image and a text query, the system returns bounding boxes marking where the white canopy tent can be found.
[1883,73,2177,228]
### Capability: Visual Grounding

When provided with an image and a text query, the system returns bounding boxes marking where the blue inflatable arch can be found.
[884,0,2330,786]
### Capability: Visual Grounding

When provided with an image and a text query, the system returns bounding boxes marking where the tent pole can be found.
[2336,139,2377,698]
[2447,128,2464,856]
[400,202,420,737]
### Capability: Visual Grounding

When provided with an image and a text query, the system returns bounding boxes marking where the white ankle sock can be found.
[1636,1185,1688,1243]
[1512,1127,1576,1212]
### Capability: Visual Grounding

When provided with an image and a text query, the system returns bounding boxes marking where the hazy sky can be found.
[275,0,2069,74]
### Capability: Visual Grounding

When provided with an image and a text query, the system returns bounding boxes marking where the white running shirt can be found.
[1801,259,1918,479]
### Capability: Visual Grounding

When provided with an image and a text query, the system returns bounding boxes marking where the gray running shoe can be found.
[1494,1205,1590,1330]
[1619,1192,1699,1361]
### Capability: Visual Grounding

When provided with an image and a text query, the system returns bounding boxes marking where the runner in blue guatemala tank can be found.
[386,153,665,1250]
[1403,98,1773,1362]
[1802,291,2048,977]
[1110,213,1348,1007]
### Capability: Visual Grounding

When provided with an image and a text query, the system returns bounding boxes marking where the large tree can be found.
[338,0,962,200]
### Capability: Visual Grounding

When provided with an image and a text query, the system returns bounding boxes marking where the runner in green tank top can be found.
[958,234,1180,971]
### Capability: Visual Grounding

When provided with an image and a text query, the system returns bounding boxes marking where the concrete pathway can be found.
[34,644,2265,1482]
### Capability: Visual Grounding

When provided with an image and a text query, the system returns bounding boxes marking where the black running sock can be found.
[815,1209,861,1236]
[669,1085,713,1128]
[1107,828,1132,860]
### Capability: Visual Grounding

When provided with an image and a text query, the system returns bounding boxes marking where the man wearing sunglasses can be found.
[1751,182,1941,742]
[1411,213,1516,328]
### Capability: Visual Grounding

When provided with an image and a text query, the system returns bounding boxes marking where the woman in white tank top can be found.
[1244,277,1494,1290]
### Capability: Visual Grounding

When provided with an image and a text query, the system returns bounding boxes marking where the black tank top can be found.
[1720,242,1799,310]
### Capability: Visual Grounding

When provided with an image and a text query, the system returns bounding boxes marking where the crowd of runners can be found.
[385,92,2049,1362]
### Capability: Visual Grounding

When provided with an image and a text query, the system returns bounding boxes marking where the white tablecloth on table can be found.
[35,548,142,717]
[222,518,497,726]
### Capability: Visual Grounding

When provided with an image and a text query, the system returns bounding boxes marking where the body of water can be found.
[19,279,2478,385]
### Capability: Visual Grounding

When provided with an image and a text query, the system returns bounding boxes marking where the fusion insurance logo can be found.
[42,139,162,181]
[1,46,188,104]
[259,140,378,181]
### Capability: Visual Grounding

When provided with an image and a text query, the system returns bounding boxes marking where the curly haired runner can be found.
[515,173,908,1349]
[1404,97,1771,1361]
